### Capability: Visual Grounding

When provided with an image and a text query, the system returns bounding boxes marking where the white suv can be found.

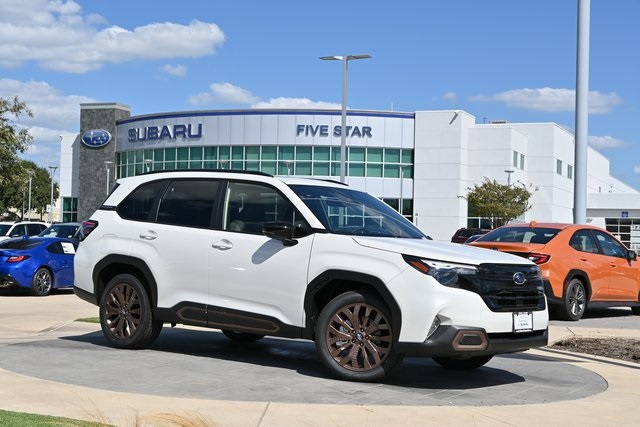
[74,170,548,382]
[0,221,48,241]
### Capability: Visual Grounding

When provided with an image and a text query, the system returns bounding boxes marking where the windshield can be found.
[38,224,80,238]
[290,184,427,239]
[476,226,560,244]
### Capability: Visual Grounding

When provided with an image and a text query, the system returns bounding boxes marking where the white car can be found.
[0,221,48,241]
[74,171,548,382]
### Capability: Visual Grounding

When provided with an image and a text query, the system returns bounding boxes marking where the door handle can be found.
[139,230,158,241]
[212,239,233,250]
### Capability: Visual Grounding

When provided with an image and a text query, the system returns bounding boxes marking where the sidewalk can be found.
[1,293,639,426]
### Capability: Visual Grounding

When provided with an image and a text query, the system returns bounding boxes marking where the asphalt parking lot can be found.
[1,290,639,426]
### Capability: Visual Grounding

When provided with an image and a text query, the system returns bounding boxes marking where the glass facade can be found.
[61,197,78,222]
[116,145,413,179]
[115,145,414,218]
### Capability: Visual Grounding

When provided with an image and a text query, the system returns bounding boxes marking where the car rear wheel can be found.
[560,278,587,321]
[30,267,52,296]
[222,330,265,342]
[315,290,403,382]
[632,307,640,316]
[99,274,163,349]
[432,355,493,370]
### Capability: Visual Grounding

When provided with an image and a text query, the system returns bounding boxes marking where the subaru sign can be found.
[82,129,112,148]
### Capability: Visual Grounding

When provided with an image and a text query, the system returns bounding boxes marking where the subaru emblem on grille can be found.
[513,272,527,285]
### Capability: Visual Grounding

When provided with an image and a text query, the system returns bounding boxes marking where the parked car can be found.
[0,237,77,296]
[38,222,82,240]
[74,170,548,382]
[470,221,640,320]
[451,227,490,243]
[0,221,48,241]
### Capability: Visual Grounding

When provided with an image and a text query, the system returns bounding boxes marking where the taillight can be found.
[7,255,30,263]
[527,253,550,264]
[79,220,98,241]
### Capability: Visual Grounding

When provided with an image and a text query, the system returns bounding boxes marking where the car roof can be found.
[495,222,601,231]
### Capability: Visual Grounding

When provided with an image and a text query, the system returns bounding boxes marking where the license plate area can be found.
[513,311,533,333]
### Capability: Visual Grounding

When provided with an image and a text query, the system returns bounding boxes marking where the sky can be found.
[1,0,639,190]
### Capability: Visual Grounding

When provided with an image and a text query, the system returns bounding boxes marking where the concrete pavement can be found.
[1,291,639,426]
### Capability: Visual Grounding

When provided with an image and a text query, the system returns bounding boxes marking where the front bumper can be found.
[395,324,548,357]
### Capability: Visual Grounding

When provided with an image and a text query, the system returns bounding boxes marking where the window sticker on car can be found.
[513,312,533,333]
[61,242,76,254]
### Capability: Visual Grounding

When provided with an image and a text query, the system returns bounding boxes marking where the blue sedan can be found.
[0,237,77,296]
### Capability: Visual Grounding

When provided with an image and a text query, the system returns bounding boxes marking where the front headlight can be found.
[403,255,478,288]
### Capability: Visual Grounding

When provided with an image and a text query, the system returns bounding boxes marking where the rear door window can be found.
[117,180,168,221]
[157,179,221,228]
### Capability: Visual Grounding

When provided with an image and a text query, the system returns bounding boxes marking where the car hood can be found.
[352,237,535,266]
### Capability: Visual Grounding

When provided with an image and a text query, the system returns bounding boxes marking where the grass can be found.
[75,317,100,323]
[0,409,109,426]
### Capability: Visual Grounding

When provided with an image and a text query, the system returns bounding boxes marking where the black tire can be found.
[559,278,587,321]
[432,355,493,370]
[222,330,265,342]
[315,290,403,382]
[632,307,640,316]
[99,274,162,349]
[30,267,52,296]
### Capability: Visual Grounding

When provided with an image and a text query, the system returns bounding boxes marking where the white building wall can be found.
[59,132,79,199]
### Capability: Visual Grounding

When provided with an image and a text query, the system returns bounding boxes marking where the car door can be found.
[46,240,77,286]
[592,230,639,301]
[568,229,610,300]
[116,178,221,318]
[207,180,314,329]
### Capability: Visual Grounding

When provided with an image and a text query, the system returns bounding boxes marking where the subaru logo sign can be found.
[81,129,112,148]
[513,272,527,286]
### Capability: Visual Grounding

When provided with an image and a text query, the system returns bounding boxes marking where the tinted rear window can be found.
[476,227,560,244]
[0,239,44,250]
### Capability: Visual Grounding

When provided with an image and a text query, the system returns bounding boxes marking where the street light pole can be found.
[504,169,514,186]
[320,54,371,183]
[48,166,58,223]
[27,171,33,221]
[104,161,113,195]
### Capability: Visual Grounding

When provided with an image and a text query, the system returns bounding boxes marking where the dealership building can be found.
[59,102,640,247]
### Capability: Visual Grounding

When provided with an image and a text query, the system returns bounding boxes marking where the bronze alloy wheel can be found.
[325,301,393,372]
[104,282,142,339]
[100,274,162,349]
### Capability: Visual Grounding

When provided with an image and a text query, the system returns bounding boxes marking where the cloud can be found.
[470,87,622,114]
[0,78,96,168]
[251,98,341,109]
[188,82,261,106]
[0,78,94,130]
[634,166,640,175]
[441,92,457,102]
[161,64,187,77]
[588,135,628,149]
[0,0,225,73]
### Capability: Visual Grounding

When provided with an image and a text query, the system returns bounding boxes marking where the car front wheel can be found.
[99,274,162,349]
[31,267,52,296]
[315,290,402,382]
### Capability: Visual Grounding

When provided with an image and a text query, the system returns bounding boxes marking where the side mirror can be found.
[627,250,637,261]
[262,222,299,247]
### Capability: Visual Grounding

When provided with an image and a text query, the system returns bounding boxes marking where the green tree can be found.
[464,178,532,228]
[0,97,33,191]
[0,161,58,220]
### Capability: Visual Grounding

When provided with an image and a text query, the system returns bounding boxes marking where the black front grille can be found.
[459,264,546,312]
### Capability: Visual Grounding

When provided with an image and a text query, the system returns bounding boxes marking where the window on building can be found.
[556,159,563,175]
[567,164,573,179]
[519,153,525,170]
[513,151,518,168]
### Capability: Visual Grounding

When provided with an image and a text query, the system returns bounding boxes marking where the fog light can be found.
[427,316,441,338]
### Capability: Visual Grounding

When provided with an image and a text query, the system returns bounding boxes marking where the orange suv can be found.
[470,222,640,320]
